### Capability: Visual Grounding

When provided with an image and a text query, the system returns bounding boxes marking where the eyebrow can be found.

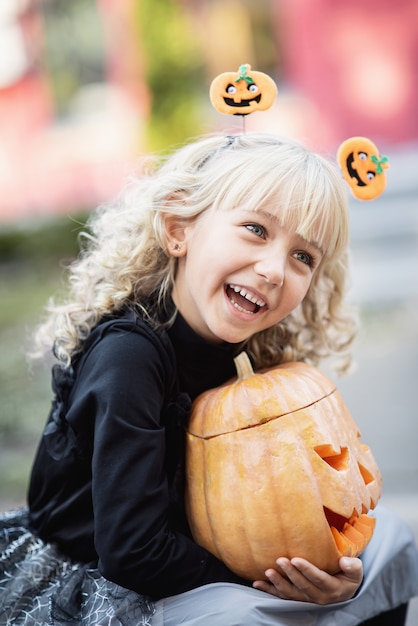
[251,209,324,255]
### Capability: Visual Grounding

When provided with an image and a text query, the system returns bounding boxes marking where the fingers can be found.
[278,557,325,588]
[253,556,364,604]
[338,556,364,583]
[253,562,300,600]
[272,557,331,603]
[253,558,322,602]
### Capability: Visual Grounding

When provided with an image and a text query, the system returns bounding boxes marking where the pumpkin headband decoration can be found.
[337,136,390,201]
[209,63,277,126]
[210,65,390,200]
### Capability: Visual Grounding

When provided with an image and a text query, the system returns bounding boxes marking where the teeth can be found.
[229,284,266,308]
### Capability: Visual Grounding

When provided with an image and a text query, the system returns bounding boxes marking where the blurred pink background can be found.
[0,0,417,223]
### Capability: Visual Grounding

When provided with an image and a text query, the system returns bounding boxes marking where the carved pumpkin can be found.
[185,353,382,580]
[209,64,277,116]
[337,136,389,200]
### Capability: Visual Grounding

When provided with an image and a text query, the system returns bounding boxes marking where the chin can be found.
[214,327,252,345]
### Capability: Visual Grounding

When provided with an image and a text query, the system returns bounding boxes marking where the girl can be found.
[1,133,417,625]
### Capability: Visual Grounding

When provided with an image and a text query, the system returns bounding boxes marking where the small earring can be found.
[173,243,181,251]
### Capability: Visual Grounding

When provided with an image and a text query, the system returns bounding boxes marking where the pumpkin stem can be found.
[234,352,255,380]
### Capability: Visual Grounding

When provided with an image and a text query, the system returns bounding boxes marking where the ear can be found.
[163,213,189,257]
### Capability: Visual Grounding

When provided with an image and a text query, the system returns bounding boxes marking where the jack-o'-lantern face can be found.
[337,137,389,200]
[210,64,277,116]
[185,356,382,580]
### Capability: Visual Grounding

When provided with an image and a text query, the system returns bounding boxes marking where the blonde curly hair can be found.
[33,133,357,374]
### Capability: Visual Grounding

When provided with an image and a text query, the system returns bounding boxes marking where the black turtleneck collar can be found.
[167,310,246,401]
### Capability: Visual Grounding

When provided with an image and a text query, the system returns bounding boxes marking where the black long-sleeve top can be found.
[28,308,249,598]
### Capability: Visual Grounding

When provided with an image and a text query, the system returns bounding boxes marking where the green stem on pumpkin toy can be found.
[370,154,389,174]
[235,64,254,85]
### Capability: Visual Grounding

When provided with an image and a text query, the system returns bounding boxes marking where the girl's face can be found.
[171,205,324,344]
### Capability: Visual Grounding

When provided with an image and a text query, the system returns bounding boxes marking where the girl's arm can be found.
[253,556,363,603]
[70,322,247,599]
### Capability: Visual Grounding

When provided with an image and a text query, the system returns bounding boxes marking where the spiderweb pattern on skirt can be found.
[0,508,155,625]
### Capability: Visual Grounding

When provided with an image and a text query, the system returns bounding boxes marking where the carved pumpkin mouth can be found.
[324,506,376,556]
[346,153,367,187]
[316,443,377,556]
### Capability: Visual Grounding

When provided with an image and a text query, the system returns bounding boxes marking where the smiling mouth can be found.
[226,284,266,314]
[223,94,262,116]
[347,153,366,187]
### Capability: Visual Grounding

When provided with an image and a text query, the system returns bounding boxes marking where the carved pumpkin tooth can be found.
[355,514,376,529]
[331,527,353,557]
[353,515,376,544]
[342,523,366,553]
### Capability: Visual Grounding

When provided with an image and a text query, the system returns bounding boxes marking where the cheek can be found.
[287,274,315,316]
[273,273,312,321]
[294,271,315,302]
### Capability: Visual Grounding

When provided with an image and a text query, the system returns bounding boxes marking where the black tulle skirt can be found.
[0,508,155,625]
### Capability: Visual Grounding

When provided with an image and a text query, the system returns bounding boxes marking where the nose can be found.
[254,252,285,286]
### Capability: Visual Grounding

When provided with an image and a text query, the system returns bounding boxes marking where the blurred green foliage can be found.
[41,0,208,151]
[41,0,105,116]
[0,275,54,506]
[136,0,206,151]
[0,215,86,267]
[0,216,86,507]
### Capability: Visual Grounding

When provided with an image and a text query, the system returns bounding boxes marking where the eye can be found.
[294,250,315,267]
[245,223,265,238]
[367,171,375,181]
[358,152,368,161]
[248,84,259,93]
[226,84,237,94]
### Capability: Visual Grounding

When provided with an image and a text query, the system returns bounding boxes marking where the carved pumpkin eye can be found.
[314,445,349,471]
[186,353,382,580]
[226,84,237,94]
[248,83,259,93]
[367,172,375,181]
[359,152,367,161]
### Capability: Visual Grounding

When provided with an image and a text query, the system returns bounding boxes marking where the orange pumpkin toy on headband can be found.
[209,64,277,116]
[337,137,390,201]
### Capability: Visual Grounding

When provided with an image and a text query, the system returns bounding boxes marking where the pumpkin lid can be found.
[187,358,337,439]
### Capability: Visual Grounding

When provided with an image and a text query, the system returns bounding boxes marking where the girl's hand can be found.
[252,556,363,605]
